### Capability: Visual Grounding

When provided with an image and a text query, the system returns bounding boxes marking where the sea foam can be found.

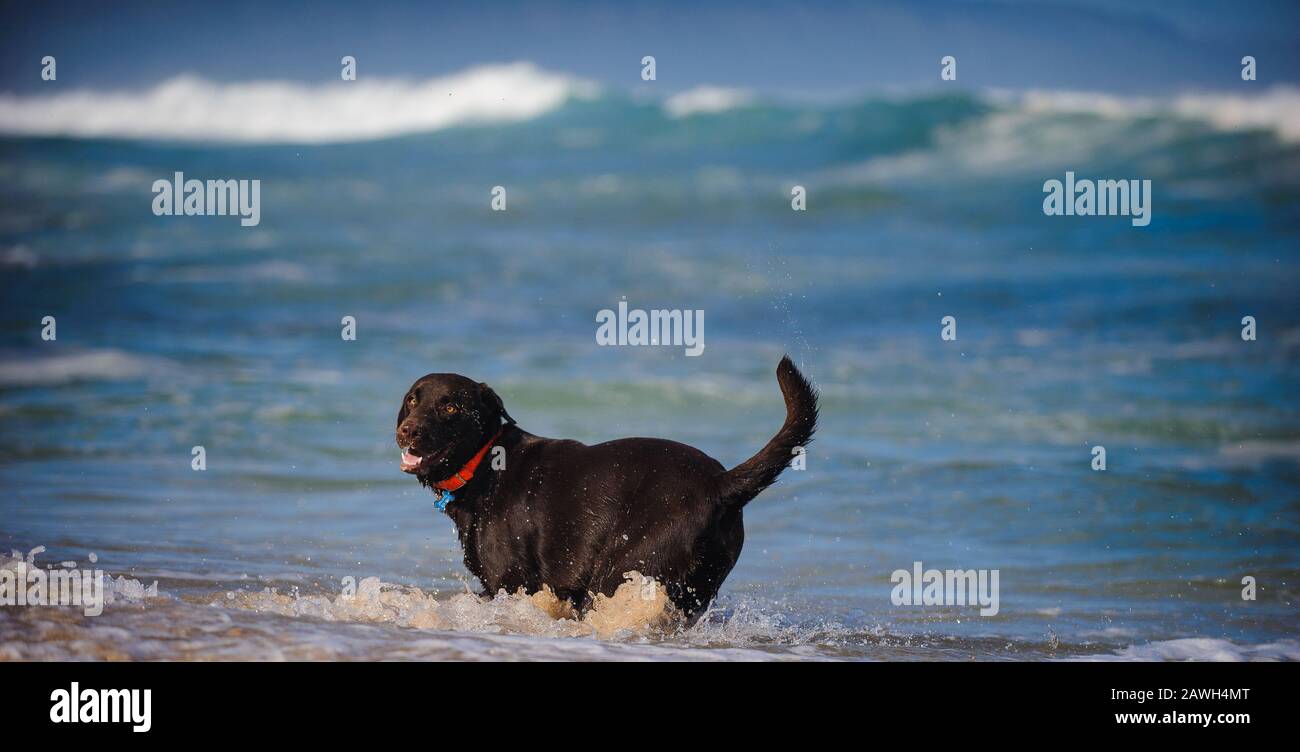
[1076,637,1300,662]
[3,63,1297,146]
[220,571,681,640]
[0,63,596,144]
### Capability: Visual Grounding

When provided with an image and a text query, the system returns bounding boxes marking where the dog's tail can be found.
[717,355,818,509]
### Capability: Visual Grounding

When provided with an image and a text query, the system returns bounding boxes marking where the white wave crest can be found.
[0,63,597,144]
[1013,86,1300,143]
[835,86,1300,184]
[663,86,756,118]
[1075,637,1300,662]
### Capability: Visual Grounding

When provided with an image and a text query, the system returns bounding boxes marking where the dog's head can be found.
[396,373,510,483]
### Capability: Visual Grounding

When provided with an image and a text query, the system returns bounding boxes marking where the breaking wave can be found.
[1,62,1298,149]
[663,85,756,118]
[1010,86,1300,143]
[0,63,597,144]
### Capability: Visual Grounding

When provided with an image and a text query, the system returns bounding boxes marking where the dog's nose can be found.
[398,423,420,442]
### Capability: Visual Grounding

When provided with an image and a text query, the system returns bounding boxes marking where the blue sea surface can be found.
[1,85,1298,659]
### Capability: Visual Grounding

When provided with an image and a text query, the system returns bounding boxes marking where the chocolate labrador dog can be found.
[396,356,817,619]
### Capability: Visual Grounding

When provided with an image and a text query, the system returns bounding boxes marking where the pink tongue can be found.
[401,450,421,469]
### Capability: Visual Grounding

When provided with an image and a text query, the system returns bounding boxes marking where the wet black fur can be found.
[396,356,818,618]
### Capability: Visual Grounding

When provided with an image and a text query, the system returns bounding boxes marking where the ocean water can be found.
[1,67,1299,660]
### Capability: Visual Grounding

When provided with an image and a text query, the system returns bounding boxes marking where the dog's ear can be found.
[478,382,515,426]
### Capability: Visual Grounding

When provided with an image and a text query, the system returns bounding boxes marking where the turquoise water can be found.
[1,82,1298,659]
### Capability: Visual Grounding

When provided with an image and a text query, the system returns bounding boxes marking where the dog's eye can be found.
[408,397,417,408]
[443,404,458,415]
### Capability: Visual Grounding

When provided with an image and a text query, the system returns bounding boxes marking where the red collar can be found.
[432,427,504,492]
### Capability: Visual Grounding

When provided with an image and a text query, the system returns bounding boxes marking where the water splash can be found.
[221,571,681,640]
